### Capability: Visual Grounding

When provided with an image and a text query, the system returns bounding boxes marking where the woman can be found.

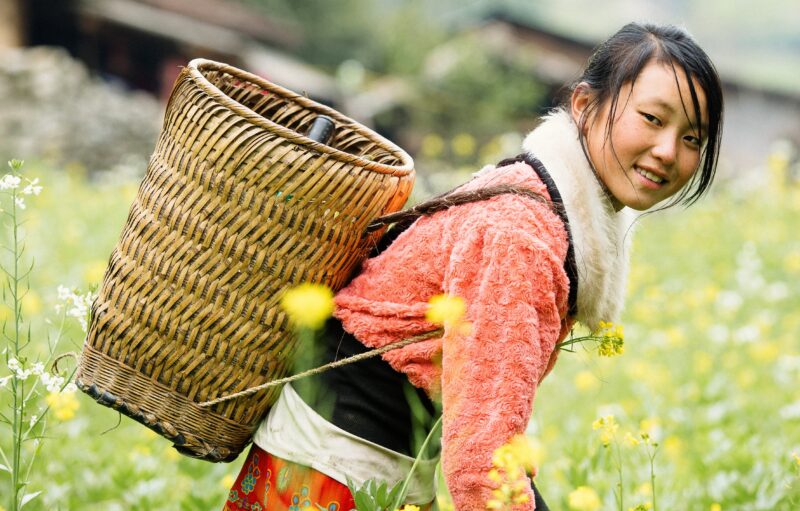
[224,22,724,511]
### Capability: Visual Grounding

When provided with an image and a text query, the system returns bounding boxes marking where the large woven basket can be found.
[75,58,415,462]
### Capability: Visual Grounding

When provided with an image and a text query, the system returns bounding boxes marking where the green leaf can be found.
[376,481,388,506]
[387,480,405,506]
[20,490,42,508]
[353,489,376,511]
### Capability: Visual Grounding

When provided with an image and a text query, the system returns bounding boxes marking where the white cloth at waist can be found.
[253,383,439,505]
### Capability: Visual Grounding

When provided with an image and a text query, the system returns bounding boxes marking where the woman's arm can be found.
[440,206,568,511]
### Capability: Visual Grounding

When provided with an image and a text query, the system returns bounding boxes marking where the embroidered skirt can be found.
[224,444,436,511]
[223,444,354,511]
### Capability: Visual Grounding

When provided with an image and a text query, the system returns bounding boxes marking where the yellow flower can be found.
[221,474,236,489]
[21,290,42,316]
[83,260,108,284]
[420,134,445,158]
[595,322,624,357]
[792,451,800,467]
[710,503,722,511]
[426,294,467,328]
[784,251,800,274]
[451,133,476,157]
[567,486,601,511]
[280,283,334,330]
[164,447,180,461]
[486,435,538,509]
[592,415,618,447]
[397,506,420,511]
[437,495,455,511]
[45,391,80,421]
[624,432,640,447]
[574,370,599,392]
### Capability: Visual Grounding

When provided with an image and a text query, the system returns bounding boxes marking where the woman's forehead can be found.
[627,61,709,130]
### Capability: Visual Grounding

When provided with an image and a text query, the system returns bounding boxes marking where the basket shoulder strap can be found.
[367,153,578,316]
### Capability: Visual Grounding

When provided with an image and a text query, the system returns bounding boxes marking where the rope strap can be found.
[197,328,444,408]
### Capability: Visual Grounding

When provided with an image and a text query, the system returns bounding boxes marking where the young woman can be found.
[223,22,724,511]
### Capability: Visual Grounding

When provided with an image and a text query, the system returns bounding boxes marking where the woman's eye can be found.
[641,112,662,126]
[684,135,701,148]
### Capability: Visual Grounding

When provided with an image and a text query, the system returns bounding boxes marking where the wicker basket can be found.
[75,58,415,462]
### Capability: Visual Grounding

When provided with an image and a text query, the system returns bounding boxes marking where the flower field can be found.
[1,159,799,510]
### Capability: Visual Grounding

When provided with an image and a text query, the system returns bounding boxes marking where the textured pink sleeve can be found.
[440,209,567,511]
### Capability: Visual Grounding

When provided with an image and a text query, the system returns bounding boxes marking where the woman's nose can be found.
[651,134,678,166]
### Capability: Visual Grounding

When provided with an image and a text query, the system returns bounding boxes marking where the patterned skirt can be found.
[224,444,436,511]
[223,445,354,511]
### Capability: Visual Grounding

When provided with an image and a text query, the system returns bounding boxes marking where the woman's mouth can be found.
[634,166,666,186]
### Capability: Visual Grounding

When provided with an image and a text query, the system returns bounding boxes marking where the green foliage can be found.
[2,158,800,509]
[347,477,406,511]
[410,38,546,141]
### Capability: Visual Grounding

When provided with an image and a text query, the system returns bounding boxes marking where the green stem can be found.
[615,441,624,511]
[649,447,658,511]
[10,183,21,511]
[390,415,443,511]
[554,334,602,351]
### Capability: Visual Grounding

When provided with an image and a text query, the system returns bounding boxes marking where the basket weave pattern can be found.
[76,59,414,462]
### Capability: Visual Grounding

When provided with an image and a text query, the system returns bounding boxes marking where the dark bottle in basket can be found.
[305,115,335,146]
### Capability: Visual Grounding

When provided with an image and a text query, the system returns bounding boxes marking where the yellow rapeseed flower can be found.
[83,260,108,284]
[784,251,800,274]
[592,415,618,447]
[574,370,599,392]
[396,506,421,511]
[624,432,641,447]
[280,283,334,330]
[710,503,722,511]
[45,391,80,421]
[486,435,538,509]
[451,133,476,157]
[221,474,236,489]
[21,290,43,315]
[426,294,467,329]
[567,486,601,511]
[420,134,445,158]
[595,322,624,357]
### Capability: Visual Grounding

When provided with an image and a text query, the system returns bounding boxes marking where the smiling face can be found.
[571,59,709,211]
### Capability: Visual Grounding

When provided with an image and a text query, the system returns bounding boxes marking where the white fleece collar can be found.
[521,109,635,329]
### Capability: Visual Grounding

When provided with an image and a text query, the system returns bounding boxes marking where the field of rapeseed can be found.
[0,157,799,510]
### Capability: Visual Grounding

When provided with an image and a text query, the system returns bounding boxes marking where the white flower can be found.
[41,372,66,393]
[29,415,38,428]
[57,285,72,301]
[31,361,45,376]
[8,358,21,371]
[16,368,31,381]
[63,382,78,394]
[22,178,42,196]
[14,197,25,210]
[0,375,11,387]
[0,174,21,190]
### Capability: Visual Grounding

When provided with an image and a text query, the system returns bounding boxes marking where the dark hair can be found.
[564,22,724,207]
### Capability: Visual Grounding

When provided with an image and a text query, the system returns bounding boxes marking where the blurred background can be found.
[1,0,799,191]
[1,1,800,510]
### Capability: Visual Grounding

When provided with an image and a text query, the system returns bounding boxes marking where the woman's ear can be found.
[570,82,593,132]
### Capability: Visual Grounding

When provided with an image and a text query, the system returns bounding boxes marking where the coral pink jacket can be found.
[334,110,634,510]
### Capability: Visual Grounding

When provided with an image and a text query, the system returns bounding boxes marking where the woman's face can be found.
[571,59,708,211]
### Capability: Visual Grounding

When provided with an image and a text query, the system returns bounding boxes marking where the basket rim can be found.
[186,58,414,177]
